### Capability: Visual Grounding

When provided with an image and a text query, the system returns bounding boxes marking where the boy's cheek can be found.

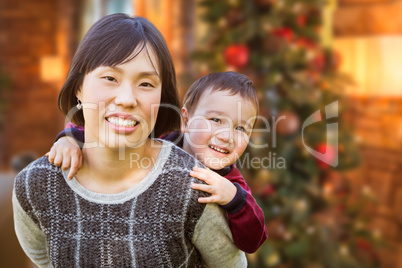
[188,132,211,147]
[188,118,211,131]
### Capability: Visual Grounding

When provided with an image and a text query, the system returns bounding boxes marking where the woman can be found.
[13,13,246,267]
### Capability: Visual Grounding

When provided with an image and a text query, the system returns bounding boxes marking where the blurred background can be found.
[0,0,401,267]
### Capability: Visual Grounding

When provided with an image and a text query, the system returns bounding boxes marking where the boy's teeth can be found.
[107,117,137,127]
[209,145,229,154]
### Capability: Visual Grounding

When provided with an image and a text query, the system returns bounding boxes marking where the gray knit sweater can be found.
[13,140,247,268]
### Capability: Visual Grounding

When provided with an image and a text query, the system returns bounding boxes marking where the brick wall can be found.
[335,1,402,266]
[0,1,80,266]
[0,0,79,170]
[334,0,402,36]
[345,97,402,268]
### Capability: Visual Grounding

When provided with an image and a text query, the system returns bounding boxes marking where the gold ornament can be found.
[294,198,308,212]
[339,244,350,256]
[257,169,272,183]
[265,251,280,266]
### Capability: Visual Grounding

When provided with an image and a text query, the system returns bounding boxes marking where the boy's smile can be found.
[209,144,230,154]
[182,88,257,170]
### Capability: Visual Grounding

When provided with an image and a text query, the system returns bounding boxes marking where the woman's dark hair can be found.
[58,13,180,137]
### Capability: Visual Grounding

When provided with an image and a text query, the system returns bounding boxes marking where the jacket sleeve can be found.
[224,167,268,253]
[12,190,52,268]
[54,124,85,149]
[192,203,247,268]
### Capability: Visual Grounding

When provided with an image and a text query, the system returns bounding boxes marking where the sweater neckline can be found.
[62,139,172,204]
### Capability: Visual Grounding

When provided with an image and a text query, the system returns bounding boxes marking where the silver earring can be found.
[76,99,82,110]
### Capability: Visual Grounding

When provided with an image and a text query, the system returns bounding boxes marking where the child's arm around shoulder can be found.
[190,167,237,205]
[190,166,268,253]
[46,125,84,180]
[192,203,247,267]
[223,166,268,253]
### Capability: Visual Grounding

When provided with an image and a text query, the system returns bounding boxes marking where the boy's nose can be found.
[215,128,234,144]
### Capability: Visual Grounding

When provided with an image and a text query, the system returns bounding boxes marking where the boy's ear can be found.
[181,107,189,133]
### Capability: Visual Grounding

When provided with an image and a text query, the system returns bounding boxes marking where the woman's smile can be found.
[106,114,140,134]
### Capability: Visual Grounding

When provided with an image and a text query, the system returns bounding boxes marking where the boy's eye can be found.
[210,118,221,123]
[103,76,117,82]
[140,82,154,87]
[235,126,247,133]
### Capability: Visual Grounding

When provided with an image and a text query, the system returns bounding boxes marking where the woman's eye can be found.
[104,76,116,82]
[211,118,221,123]
[140,82,154,87]
[236,126,247,133]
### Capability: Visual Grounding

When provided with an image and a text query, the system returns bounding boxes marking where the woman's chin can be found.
[94,137,148,151]
[103,130,149,148]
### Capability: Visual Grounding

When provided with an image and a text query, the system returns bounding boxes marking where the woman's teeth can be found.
[107,117,138,127]
[209,145,229,154]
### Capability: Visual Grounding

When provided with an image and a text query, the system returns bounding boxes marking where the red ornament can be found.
[355,237,380,264]
[356,238,372,252]
[311,51,325,72]
[315,143,337,169]
[271,27,293,43]
[266,219,286,240]
[296,15,307,27]
[261,184,276,197]
[295,38,316,50]
[276,111,300,136]
[223,44,249,69]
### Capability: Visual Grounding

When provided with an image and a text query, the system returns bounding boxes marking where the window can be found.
[80,0,134,39]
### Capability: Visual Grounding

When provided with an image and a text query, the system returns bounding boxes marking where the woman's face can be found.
[76,46,162,150]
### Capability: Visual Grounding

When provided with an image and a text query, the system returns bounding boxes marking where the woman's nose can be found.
[114,83,137,108]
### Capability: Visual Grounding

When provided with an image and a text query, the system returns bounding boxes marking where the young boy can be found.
[47,71,267,254]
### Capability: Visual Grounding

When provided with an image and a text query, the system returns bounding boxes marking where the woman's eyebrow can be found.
[104,66,160,78]
[103,65,122,72]
[137,71,160,78]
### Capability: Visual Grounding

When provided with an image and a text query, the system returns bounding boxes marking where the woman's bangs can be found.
[101,33,146,67]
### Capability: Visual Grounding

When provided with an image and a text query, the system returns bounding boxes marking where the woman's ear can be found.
[76,88,82,101]
[181,107,189,133]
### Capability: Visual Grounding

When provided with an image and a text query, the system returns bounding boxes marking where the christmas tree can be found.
[192,0,382,267]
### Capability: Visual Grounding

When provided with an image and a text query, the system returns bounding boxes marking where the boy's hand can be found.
[45,136,82,180]
[190,167,237,206]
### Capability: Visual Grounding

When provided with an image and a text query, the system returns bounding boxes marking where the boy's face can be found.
[182,88,257,170]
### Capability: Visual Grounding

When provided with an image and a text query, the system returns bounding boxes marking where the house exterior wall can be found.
[0,0,79,171]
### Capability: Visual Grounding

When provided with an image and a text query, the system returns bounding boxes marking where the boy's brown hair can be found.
[183,71,259,116]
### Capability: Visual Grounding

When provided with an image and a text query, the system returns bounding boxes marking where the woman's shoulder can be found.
[157,140,209,197]
[14,156,63,193]
[160,139,205,171]
[16,155,60,177]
